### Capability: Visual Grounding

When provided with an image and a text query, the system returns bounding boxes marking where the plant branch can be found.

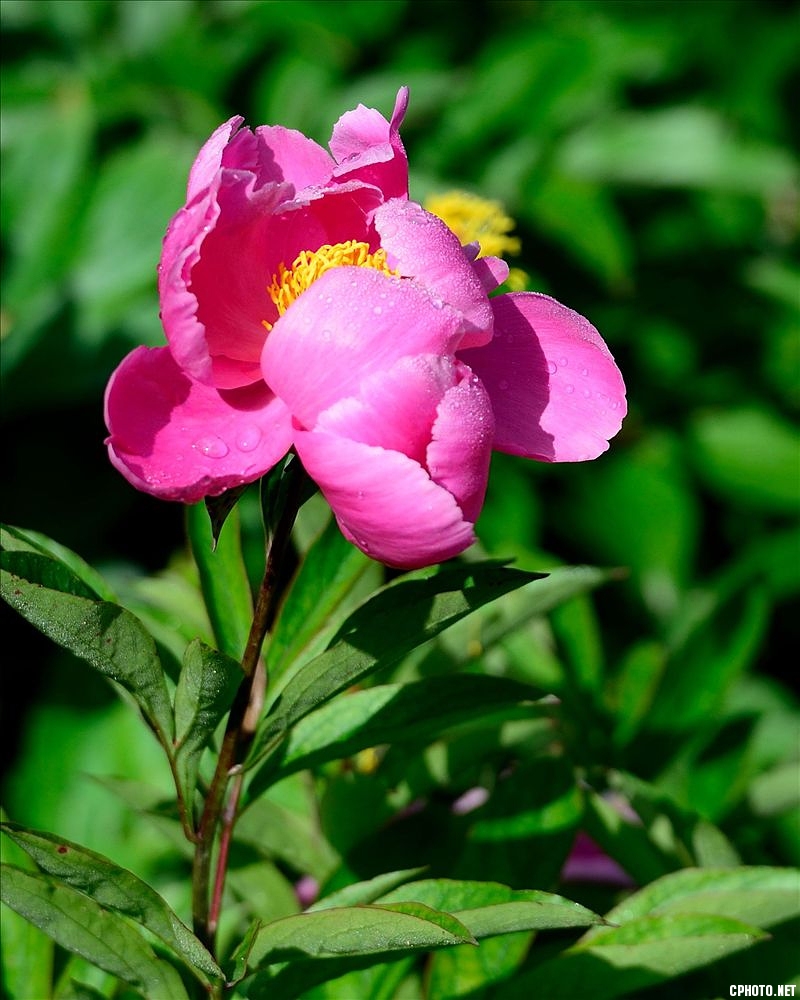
[191,458,308,957]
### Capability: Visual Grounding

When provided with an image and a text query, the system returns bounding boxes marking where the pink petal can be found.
[294,429,476,569]
[472,256,510,293]
[426,364,494,523]
[315,355,458,466]
[460,293,626,462]
[104,346,293,502]
[374,200,493,349]
[261,267,463,427]
[186,117,243,201]
[159,172,290,387]
[253,125,336,191]
[329,88,409,200]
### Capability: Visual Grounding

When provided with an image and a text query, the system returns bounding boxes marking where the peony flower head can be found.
[105,88,626,569]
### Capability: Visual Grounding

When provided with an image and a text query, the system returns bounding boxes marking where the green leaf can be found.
[310,870,428,912]
[379,879,605,934]
[0,865,190,999]
[500,913,768,1000]
[1,96,93,371]
[186,503,253,660]
[266,515,376,687]
[173,639,242,819]
[603,866,800,931]
[583,788,676,887]
[71,133,198,342]
[248,675,547,794]
[244,562,541,776]
[586,772,741,881]
[234,781,341,883]
[469,757,583,841]
[559,106,798,194]
[1,549,175,750]
[240,902,475,974]
[650,581,770,732]
[689,406,800,512]
[522,172,632,289]
[0,525,116,602]
[0,814,54,1000]
[0,822,223,982]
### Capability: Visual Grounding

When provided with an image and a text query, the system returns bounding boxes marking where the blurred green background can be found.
[2,0,798,874]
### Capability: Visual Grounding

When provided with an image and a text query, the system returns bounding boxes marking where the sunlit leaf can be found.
[0,823,222,982]
[499,913,767,1000]
[0,865,190,999]
[247,675,548,795]
[245,562,541,775]
[1,549,174,750]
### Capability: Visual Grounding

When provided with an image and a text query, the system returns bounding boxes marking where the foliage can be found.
[1,2,798,999]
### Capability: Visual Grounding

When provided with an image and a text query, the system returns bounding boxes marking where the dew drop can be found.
[582,388,591,398]
[321,328,332,342]
[546,361,558,375]
[559,356,568,367]
[580,367,589,376]
[373,305,383,315]
[499,379,509,391]
[236,425,262,452]
[564,384,575,394]
[193,435,229,459]
[611,401,620,410]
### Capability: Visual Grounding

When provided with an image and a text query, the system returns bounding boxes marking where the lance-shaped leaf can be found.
[601,865,800,931]
[266,515,376,687]
[173,639,242,809]
[1,549,174,749]
[1,524,117,602]
[248,675,550,796]
[236,901,475,976]
[0,864,191,999]
[0,823,223,983]
[0,811,54,1000]
[499,912,767,1000]
[186,502,252,661]
[379,879,605,934]
[245,562,541,774]
[309,869,428,912]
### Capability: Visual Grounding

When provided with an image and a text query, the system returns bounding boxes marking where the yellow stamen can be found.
[263,240,397,330]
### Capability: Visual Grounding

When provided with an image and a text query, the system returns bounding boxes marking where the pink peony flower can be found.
[105,88,626,569]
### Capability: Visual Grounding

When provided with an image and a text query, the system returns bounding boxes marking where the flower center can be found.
[263,240,397,330]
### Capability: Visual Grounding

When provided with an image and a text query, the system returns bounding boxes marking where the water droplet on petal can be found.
[236,425,262,452]
[547,361,558,375]
[580,367,589,376]
[373,305,383,315]
[193,435,229,458]
[499,379,509,391]
[559,357,568,367]
[321,329,332,342]
[582,388,592,398]
[564,384,574,394]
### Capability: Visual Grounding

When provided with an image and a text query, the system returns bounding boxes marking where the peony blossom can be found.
[105,88,626,569]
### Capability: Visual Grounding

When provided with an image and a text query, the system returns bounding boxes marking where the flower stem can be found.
[191,459,308,959]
